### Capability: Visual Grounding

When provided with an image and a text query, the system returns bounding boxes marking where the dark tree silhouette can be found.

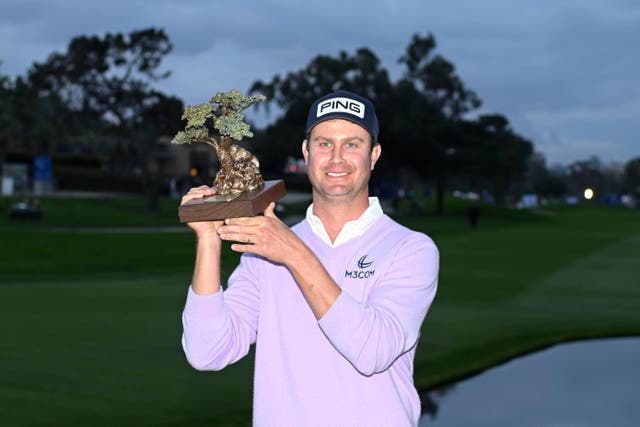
[399,32,482,215]
[27,28,177,210]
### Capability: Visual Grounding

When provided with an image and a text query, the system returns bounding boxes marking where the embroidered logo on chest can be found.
[345,255,375,279]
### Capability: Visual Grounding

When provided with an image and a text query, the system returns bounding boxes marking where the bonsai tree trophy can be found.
[172,89,285,223]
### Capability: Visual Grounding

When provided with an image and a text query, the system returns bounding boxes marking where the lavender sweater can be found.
[182,214,439,426]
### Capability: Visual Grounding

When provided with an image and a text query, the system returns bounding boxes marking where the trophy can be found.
[172,89,285,223]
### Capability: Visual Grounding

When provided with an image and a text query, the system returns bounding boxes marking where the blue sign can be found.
[33,156,52,181]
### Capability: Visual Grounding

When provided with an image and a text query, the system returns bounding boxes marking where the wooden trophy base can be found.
[178,180,286,223]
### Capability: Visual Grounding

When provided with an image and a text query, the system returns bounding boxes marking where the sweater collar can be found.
[305,197,383,247]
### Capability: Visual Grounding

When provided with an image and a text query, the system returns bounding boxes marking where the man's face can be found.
[302,119,381,204]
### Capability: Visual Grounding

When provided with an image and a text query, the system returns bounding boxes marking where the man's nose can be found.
[329,145,344,163]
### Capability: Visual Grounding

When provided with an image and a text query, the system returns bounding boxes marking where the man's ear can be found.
[370,143,382,170]
[302,140,309,164]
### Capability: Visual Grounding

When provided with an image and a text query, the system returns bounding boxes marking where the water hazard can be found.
[419,337,640,426]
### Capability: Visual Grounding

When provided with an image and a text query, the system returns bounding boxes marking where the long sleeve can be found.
[181,254,261,371]
[181,217,439,426]
[317,233,439,376]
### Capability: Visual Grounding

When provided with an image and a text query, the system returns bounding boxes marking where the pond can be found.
[419,337,640,427]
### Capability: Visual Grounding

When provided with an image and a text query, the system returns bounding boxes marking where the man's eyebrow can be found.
[310,136,330,144]
[311,135,365,142]
[345,136,365,142]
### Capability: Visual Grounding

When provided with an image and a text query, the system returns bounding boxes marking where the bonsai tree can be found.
[172,89,266,195]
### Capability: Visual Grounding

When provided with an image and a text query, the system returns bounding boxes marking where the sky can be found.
[1,0,639,167]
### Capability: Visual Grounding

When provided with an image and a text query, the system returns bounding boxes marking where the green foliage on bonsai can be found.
[171,89,266,144]
[170,89,267,193]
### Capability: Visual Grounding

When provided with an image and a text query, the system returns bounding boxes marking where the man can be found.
[181,90,439,426]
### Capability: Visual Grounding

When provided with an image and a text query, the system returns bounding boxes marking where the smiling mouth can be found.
[327,172,348,177]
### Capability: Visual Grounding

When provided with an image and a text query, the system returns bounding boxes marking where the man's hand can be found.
[217,202,305,267]
[181,186,224,239]
[181,186,224,295]
[219,202,341,318]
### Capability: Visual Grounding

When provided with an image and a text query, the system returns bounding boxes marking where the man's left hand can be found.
[217,202,306,266]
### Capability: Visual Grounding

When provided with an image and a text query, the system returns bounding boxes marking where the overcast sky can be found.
[1,0,639,167]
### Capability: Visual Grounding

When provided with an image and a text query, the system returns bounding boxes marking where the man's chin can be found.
[314,187,364,202]
[320,186,351,197]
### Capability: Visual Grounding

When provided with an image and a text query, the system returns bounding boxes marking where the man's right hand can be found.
[181,185,224,295]
[181,186,224,239]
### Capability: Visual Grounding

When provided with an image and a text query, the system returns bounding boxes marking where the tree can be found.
[623,157,640,197]
[250,32,536,213]
[399,33,481,119]
[0,62,11,179]
[398,32,482,215]
[137,91,184,209]
[373,78,441,179]
[524,152,568,199]
[28,28,173,209]
[0,61,80,188]
[474,114,534,203]
[565,156,605,196]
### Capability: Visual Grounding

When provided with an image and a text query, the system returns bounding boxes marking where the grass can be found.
[411,203,640,390]
[0,196,182,228]
[1,195,639,426]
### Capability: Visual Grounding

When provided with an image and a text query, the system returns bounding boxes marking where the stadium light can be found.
[584,188,594,200]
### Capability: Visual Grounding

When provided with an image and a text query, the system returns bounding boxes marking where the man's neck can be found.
[311,195,370,243]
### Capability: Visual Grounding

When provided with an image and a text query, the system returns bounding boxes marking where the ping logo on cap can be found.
[316,97,365,119]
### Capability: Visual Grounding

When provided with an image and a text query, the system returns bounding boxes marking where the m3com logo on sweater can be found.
[345,255,375,279]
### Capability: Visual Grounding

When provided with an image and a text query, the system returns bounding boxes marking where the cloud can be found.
[526,99,640,124]
[521,100,640,164]
[1,0,639,165]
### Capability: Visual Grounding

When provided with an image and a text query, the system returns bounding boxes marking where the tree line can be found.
[248,34,536,214]
[1,28,638,212]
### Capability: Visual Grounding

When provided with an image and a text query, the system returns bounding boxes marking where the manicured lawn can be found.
[0,195,182,228]
[414,213,640,389]
[1,196,638,426]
